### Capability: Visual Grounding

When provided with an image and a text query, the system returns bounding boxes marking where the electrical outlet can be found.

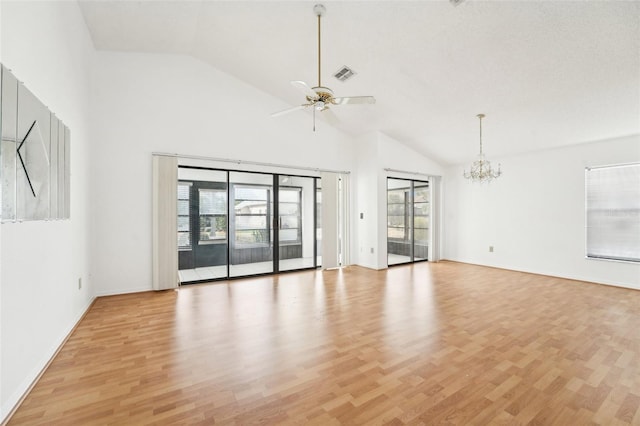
[489,246,494,252]
[360,212,364,219]
[78,277,82,289]
[370,247,374,254]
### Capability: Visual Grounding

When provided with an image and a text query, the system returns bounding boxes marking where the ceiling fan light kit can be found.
[271,3,376,130]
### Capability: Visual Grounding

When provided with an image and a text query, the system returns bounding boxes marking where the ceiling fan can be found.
[271,4,376,130]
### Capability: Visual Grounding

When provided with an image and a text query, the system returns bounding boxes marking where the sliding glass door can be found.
[278,175,316,272]
[177,169,228,282]
[178,167,320,283]
[387,178,430,266]
[228,172,274,277]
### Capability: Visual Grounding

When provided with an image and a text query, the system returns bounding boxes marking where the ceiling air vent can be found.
[334,66,356,82]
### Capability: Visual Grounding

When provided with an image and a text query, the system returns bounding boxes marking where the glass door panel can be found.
[413,182,430,261]
[229,171,274,277]
[387,177,430,266]
[315,179,322,267]
[278,175,316,272]
[387,178,412,265]
[177,168,228,283]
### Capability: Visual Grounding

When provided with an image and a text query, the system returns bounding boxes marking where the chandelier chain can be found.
[479,114,483,155]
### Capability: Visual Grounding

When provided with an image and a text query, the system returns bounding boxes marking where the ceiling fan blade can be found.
[271,104,308,117]
[291,80,319,100]
[333,96,376,105]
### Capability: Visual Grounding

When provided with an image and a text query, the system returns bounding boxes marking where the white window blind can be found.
[586,163,640,263]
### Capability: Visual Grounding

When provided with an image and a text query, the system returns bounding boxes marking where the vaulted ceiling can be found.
[78,1,639,165]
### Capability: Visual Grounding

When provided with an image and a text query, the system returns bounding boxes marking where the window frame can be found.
[233,183,272,248]
[198,187,228,245]
[585,162,640,264]
[177,181,192,251]
[387,187,409,241]
[279,186,303,245]
[412,183,430,244]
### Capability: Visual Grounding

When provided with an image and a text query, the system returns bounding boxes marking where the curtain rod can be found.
[585,161,639,171]
[384,168,440,178]
[153,152,351,175]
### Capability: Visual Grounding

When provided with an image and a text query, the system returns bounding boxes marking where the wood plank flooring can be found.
[7,261,640,425]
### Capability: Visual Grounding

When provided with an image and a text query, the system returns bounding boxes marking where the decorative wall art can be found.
[0,65,70,221]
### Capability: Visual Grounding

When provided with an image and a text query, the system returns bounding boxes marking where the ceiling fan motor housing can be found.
[308,86,335,105]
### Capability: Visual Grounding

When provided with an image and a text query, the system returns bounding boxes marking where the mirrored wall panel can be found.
[0,65,70,221]
[17,82,50,220]
[1,66,18,219]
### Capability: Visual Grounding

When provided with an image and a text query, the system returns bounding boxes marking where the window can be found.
[387,188,407,240]
[586,163,640,262]
[413,184,430,244]
[234,185,271,245]
[279,187,302,244]
[386,182,430,242]
[177,182,191,249]
[199,188,227,243]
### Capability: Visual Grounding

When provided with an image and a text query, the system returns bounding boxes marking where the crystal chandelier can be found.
[463,113,502,182]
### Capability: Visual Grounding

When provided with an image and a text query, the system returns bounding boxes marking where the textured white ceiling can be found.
[78,0,640,165]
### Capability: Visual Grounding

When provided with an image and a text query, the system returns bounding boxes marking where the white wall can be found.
[89,52,356,296]
[354,131,446,269]
[0,1,94,421]
[444,134,640,289]
[354,132,381,269]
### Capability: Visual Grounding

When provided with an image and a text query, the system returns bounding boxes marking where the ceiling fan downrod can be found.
[314,4,326,88]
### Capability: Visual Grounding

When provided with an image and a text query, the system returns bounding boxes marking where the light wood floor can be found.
[7,262,640,425]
